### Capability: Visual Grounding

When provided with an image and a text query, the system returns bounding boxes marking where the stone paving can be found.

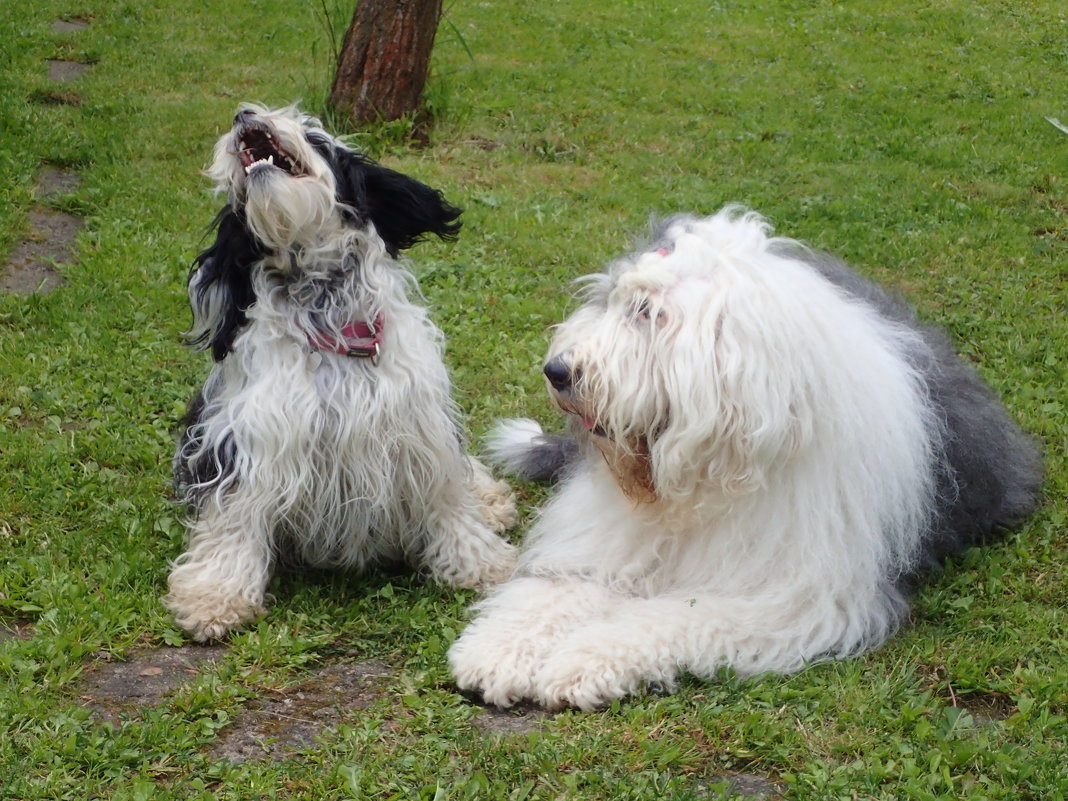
[2,17,93,294]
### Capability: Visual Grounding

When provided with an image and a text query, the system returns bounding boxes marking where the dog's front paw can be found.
[533,639,673,711]
[533,657,627,711]
[163,589,266,642]
[448,623,539,708]
[466,456,519,533]
[478,484,518,533]
[467,536,519,587]
[427,526,518,590]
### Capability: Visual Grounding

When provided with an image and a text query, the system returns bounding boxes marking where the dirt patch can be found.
[704,772,785,800]
[53,18,90,33]
[463,137,505,151]
[472,701,548,735]
[0,620,33,642]
[36,167,82,199]
[210,660,393,763]
[916,663,1017,726]
[957,691,1017,725]
[79,645,227,725]
[1,209,82,293]
[46,59,92,83]
[30,89,83,106]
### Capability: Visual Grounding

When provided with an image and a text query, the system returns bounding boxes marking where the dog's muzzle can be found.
[233,110,299,176]
[544,356,605,435]
[543,355,574,393]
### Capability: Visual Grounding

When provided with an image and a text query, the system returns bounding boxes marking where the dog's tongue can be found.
[582,415,597,430]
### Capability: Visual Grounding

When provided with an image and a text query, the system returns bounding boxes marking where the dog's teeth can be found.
[242,154,278,176]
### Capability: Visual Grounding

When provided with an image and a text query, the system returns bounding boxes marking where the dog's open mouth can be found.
[236,126,298,176]
[553,395,607,437]
[581,415,607,437]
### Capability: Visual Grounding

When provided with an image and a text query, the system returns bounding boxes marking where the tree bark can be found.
[329,0,444,126]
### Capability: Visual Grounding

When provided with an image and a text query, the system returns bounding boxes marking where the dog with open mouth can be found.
[165,104,517,641]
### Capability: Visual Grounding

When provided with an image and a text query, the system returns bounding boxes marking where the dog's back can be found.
[795,253,1042,567]
[489,248,1043,575]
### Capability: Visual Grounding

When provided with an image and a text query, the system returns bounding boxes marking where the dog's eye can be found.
[634,299,664,325]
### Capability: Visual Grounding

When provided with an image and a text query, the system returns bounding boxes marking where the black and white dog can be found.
[166,104,516,641]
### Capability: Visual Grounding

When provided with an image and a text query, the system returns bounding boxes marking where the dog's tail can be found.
[484,419,580,483]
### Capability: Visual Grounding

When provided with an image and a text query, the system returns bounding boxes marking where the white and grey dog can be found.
[166,105,516,642]
[449,207,1042,710]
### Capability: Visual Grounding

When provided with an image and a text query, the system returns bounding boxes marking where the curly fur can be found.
[452,206,1042,710]
[165,105,516,641]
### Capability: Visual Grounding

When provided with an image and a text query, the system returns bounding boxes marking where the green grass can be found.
[1,0,1065,798]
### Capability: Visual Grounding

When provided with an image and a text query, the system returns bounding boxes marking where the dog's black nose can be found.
[543,356,573,392]
[233,108,256,125]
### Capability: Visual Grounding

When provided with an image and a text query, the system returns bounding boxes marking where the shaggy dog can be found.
[448,207,1042,710]
[166,105,516,641]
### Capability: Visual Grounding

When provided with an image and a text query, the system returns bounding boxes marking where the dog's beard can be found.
[242,169,339,251]
[594,434,657,504]
[554,389,659,504]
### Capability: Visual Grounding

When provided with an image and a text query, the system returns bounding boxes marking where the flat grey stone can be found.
[210,660,393,763]
[46,59,91,83]
[36,166,82,199]
[52,19,90,33]
[79,645,228,724]
[1,209,83,293]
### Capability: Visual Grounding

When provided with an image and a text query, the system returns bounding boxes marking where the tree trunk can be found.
[329,0,444,126]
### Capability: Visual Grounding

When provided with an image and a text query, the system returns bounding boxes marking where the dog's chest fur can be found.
[180,252,457,567]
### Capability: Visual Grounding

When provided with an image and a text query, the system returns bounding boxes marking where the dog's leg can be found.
[419,483,518,589]
[530,594,693,710]
[164,492,274,641]
[408,443,518,587]
[448,576,615,707]
[467,456,518,533]
[531,592,861,710]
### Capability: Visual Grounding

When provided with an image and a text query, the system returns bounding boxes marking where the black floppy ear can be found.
[359,161,462,254]
[187,208,263,362]
[327,146,462,256]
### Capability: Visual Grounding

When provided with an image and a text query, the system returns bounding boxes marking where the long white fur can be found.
[166,105,516,641]
[483,417,562,477]
[450,208,947,710]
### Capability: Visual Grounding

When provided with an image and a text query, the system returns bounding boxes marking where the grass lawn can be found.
[1,0,1065,798]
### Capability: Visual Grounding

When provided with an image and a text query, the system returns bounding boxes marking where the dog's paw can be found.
[468,456,519,532]
[448,625,539,708]
[533,658,627,711]
[444,546,519,590]
[164,591,265,642]
[428,529,518,590]
[468,537,519,587]
[479,484,518,533]
[532,638,673,711]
